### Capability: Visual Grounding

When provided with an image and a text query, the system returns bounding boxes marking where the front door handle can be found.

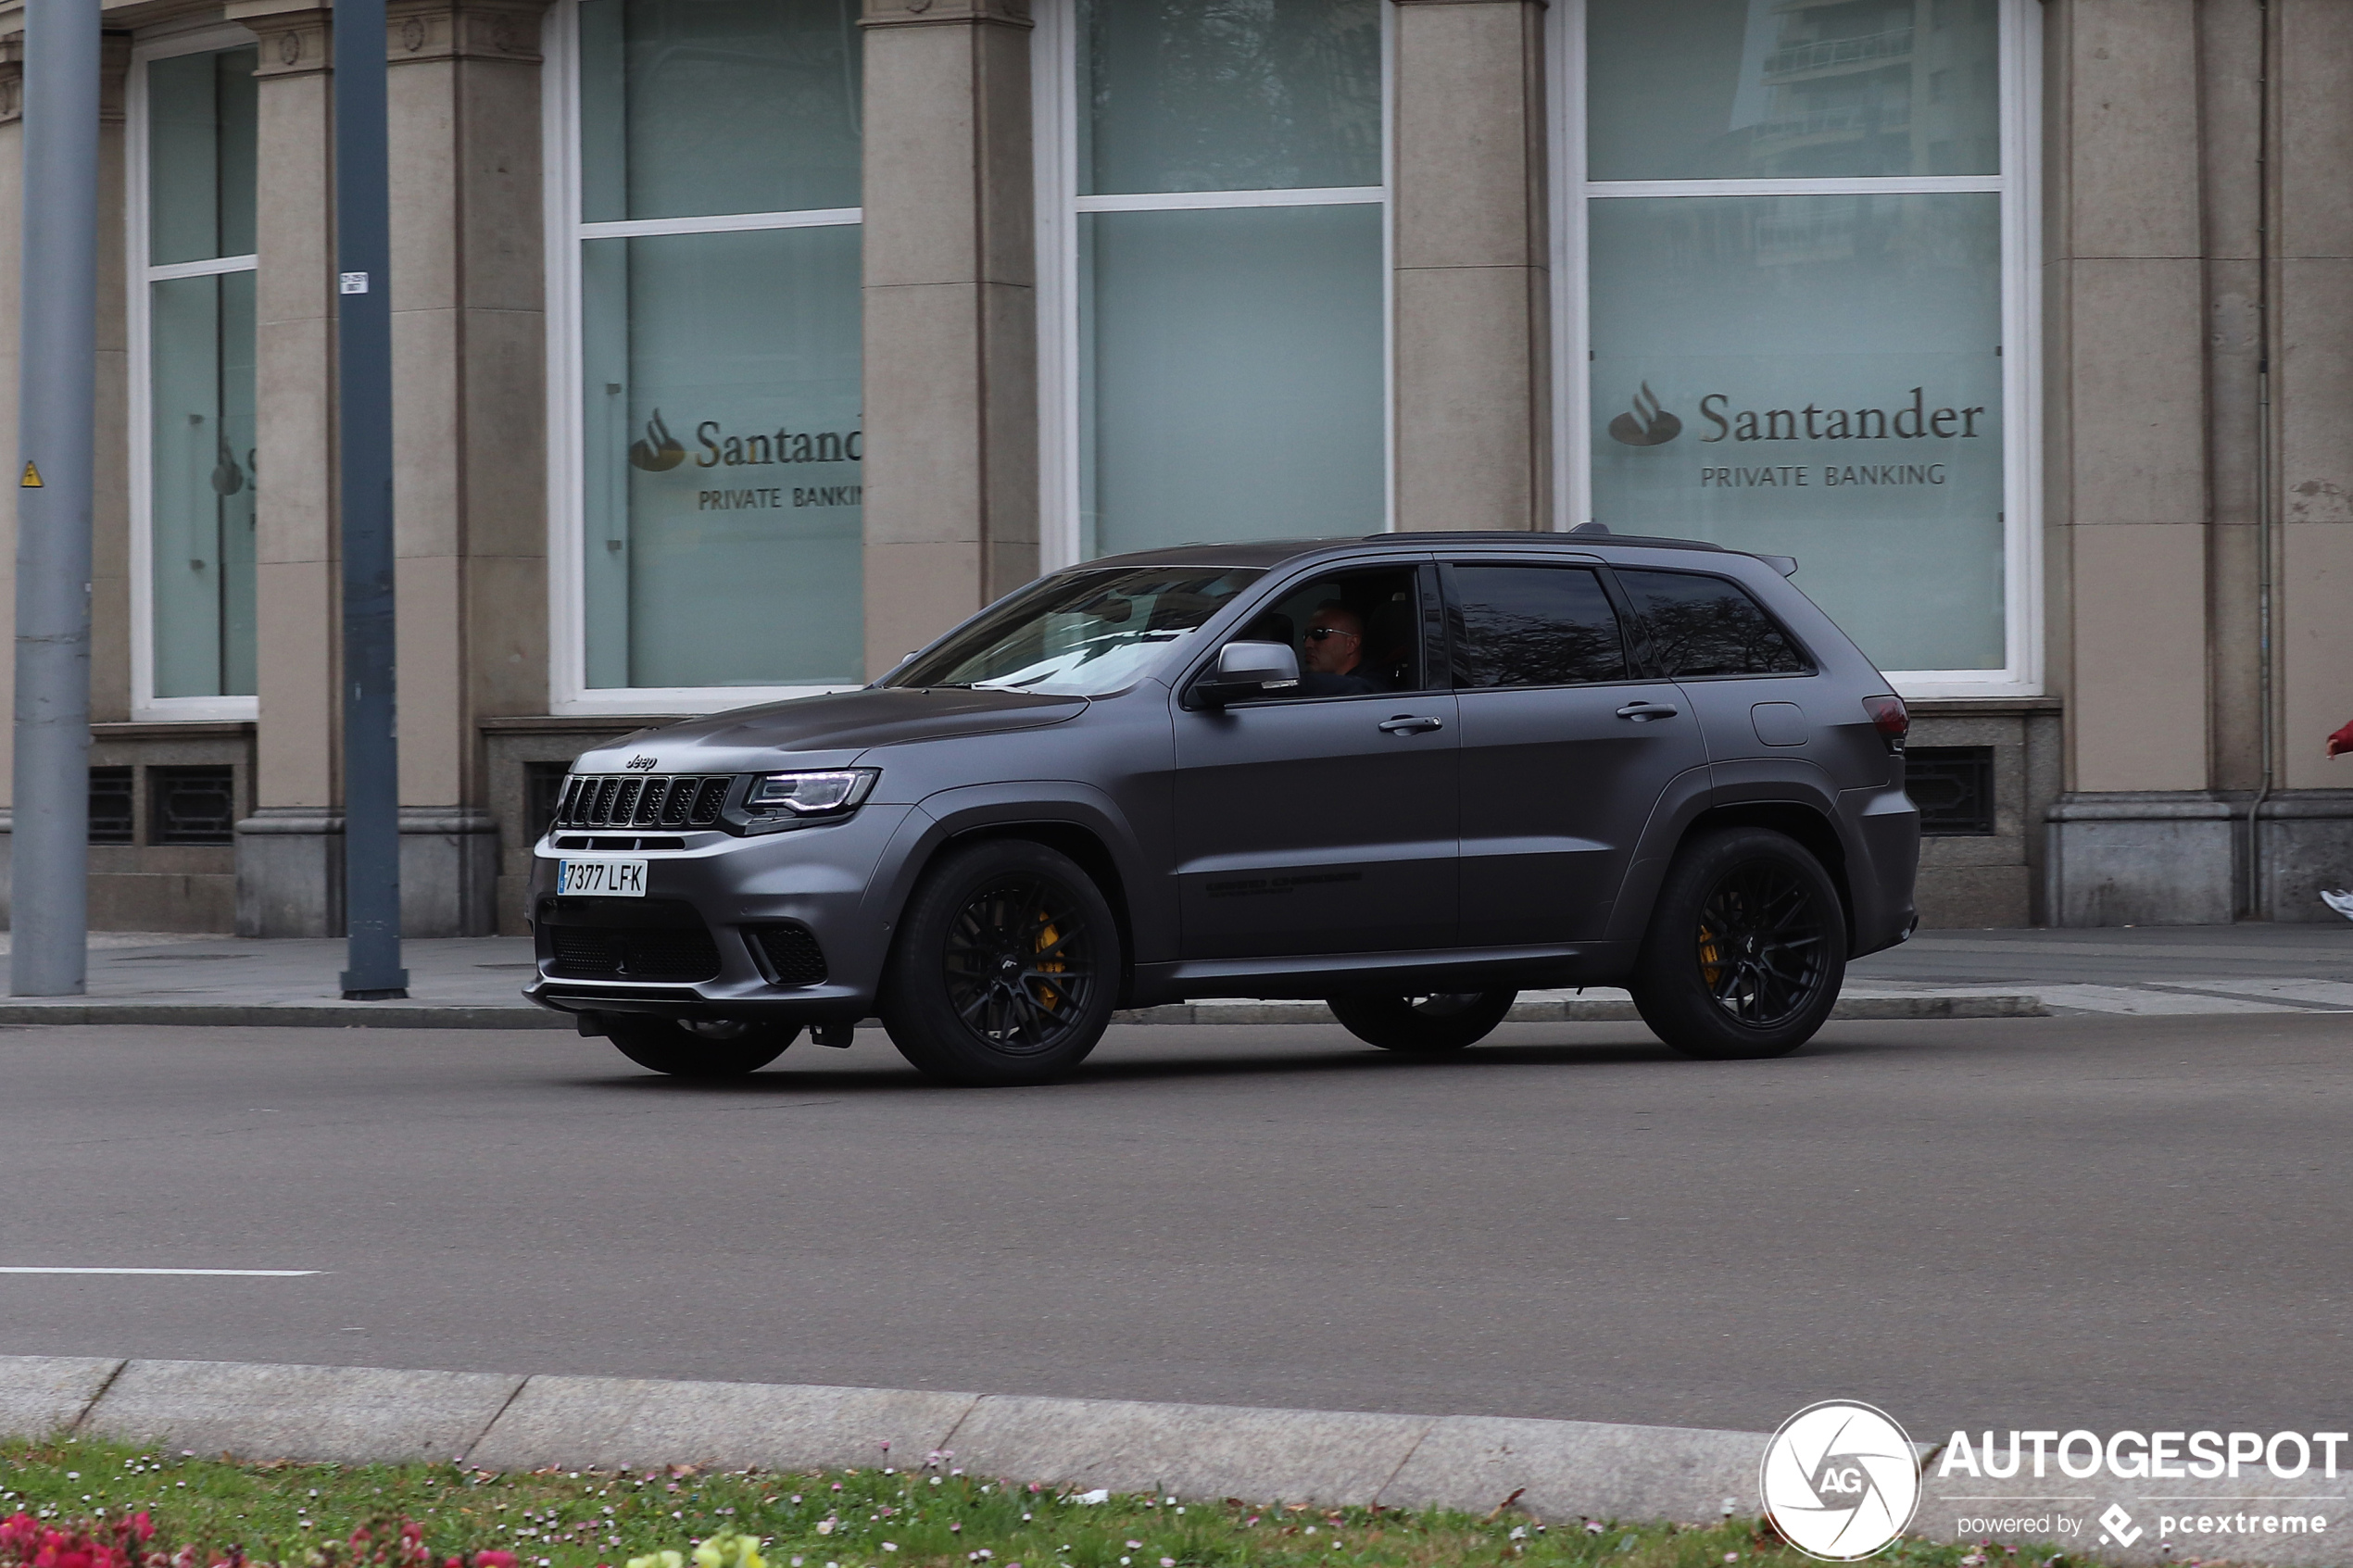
[1616,701,1680,722]
[1378,714,1445,735]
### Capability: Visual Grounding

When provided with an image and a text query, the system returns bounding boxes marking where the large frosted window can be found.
[1590,194,2005,671]
[1579,0,2022,682]
[570,0,862,693]
[141,44,259,703]
[1587,0,1999,180]
[1055,0,1388,560]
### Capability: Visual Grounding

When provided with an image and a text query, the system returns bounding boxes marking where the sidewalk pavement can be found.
[0,922,2349,1027]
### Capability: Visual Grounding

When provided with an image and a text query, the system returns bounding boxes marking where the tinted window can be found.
[1450,567,1629,688]
[1616,569,1809,677]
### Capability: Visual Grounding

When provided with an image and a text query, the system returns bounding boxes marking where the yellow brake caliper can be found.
[1032,916,1064,1010]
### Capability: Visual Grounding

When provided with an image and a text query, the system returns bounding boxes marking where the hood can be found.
[573,686,1089,772]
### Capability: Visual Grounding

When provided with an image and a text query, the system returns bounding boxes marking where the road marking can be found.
[0,1267,321,1276]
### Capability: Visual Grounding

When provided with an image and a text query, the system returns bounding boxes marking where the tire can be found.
[1327,989,1517,1053]
[607,1017,798,1078]
[879,838,1122,1085]
[1629,826,1846,1060]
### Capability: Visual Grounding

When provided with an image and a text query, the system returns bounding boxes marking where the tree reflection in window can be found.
[1615,569,1810,678]
[1452,567,1629,688]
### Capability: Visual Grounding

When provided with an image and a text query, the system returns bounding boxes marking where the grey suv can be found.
[526,530,1919,1084]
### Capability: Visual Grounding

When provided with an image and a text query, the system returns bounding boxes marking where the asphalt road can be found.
[3,1013,2347,1439]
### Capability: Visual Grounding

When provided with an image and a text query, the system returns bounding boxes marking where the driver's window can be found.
[1239,566,1426,699]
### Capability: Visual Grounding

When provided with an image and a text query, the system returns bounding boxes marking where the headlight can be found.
[747,768,879,818]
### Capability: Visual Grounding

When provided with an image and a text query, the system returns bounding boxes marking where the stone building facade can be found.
[0,0,2342,936]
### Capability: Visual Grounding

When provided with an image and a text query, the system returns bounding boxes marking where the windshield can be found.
[886,566,1265,696]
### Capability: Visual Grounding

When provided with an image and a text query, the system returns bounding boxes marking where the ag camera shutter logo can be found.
[1760,1400,1921,1561]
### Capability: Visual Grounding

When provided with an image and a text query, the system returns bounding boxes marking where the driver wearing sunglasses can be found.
[1297,602,1385,696]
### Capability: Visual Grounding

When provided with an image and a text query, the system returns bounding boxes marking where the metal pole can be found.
[333,0,407,998]
[9,0,100,998]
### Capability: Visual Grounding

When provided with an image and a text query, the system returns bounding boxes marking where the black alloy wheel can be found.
[603,1016,798,1077]
[1629,825,1846,1060]
[881,838,1121,1085]
[1327,989,1517,1053]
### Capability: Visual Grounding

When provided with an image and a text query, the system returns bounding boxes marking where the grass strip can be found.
[3,1436,2082,1568]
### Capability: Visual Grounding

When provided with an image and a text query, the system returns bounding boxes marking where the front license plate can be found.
[559,859,648,897]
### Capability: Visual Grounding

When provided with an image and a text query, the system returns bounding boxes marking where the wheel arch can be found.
[875,786,1152,1009]
[1683,800,1857,947]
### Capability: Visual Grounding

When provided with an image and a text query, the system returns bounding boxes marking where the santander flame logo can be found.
[628,408,687,471]
[1607,382,1682,446]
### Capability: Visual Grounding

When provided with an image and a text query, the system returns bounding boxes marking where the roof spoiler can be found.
[1574,521,1798,577]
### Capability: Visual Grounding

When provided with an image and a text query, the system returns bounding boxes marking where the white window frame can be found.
[1031,0,1395,571]
[1548,0,2044,699]
[127,22,264,722]
[542,0,866,717]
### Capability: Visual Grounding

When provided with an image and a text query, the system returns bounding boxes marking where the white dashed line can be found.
[0,1267,321,1276]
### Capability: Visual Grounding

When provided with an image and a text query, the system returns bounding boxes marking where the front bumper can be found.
[522,803,912,1025]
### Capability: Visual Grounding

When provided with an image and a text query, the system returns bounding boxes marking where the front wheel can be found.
[1629,826,1845,1060]
[880,838,1121,1085]
[1327,990,1517,1054]
[606,1017,798,1078]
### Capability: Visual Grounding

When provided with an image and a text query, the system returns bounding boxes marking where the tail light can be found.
[1862,694,1909,751]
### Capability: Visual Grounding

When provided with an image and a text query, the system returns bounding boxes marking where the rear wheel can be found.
[1327,990,1517,1054]
[880,839,1121,1085]
[605,1017,797,1078]
[1629,826,1844,1060]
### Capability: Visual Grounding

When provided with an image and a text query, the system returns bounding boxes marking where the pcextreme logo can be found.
[1759,1401,1922,1562]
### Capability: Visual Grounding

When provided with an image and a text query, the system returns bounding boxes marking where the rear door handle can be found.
[1616,701,1680,722]
[1378,715,1444,734]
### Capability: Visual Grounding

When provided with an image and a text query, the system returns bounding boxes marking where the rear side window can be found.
[1448,566,1629,688]
[1615,569,1810,678]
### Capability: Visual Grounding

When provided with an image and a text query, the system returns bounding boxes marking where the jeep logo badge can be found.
[624,756,658,771]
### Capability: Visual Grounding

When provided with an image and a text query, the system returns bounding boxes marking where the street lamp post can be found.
[9,0,101,998]
[334,0,408,998]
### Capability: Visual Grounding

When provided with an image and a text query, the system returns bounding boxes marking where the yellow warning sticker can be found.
[19,462,40,488]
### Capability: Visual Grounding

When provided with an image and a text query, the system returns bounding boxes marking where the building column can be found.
[2041,0,2225,925]
[1390,0,1550,533]
[858,0,1036,678]
[2254,0,2353,918]
[228,2,347,935]
[384,0,548,936]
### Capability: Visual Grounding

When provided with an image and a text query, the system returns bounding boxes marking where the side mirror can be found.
[1194,640,1301,707]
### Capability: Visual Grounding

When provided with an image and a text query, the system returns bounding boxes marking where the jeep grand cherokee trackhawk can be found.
[526,530,1920,1085]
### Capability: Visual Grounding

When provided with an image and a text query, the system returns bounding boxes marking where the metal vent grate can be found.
[1906,746,1994,836]
[151,765,237,846]
[89,767,134,845]
[555,774,733,830]
[749,924,828,987]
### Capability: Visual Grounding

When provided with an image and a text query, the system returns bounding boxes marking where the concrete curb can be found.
[0,993,2043,1030]
[1114,994,2046,1025]
[6,1357,2299,1563]
[1,1355,1767,1525]
[0,1003,575,1029]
